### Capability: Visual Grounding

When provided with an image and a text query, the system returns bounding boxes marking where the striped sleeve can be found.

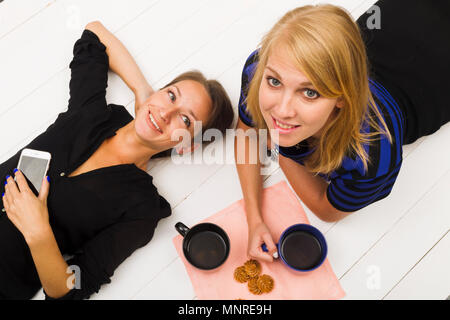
[238,49,260,127]
[326,164,401,212]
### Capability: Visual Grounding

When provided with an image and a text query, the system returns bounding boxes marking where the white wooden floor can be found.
[1,0,449,300]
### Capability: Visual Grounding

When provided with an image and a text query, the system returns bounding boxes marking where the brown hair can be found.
[246,5,392,174]
[151,70,234,158]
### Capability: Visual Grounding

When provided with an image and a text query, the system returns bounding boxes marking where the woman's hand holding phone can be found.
[2,169,52,245]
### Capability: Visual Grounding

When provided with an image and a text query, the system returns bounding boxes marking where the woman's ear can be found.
[336,97,345,109]
[175,142,200,155]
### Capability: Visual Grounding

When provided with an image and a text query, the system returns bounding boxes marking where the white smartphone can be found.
[17,148,51,195]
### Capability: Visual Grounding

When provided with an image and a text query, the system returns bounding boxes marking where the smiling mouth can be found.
[272,116,300,132]
[147,110,163,133]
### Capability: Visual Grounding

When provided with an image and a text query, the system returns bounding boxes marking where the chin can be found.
[276,137,303,148]
[134,118,155,143]
[268,128,308,148]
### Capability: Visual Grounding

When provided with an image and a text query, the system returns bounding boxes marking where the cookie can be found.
[257,274,274,293]
[244,259,261,278]
[248,276,262,295]
[233,266,250,283]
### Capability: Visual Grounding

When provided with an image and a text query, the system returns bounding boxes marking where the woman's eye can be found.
[168,90,176,102]
[303,89,320,99]
[181,115,191,127]
[267,77,281,87]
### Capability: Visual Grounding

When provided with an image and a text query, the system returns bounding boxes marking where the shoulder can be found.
[330,78,404,181]
[241,49,260,81]
[326,130,403,212]
[107,103,134,121]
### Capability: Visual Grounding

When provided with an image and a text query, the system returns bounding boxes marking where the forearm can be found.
[234,122,264,227]
[27,227,73,299]
[278,155,342,222]
[85,21,153,102]
[235,159,264,227]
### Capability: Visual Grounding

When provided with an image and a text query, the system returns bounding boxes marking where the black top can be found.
[356,0,450,144]
[0,29,171,300]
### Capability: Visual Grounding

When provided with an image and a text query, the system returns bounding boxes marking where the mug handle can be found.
[175,222,190,237]
[261,243,279,259]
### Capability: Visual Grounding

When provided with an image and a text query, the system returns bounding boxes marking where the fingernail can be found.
[13,168,18,173]
[6,175,10,180]
[47,176,50,182]
[2,192,4,197]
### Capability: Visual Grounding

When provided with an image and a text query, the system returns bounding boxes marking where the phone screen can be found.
[18,155,49,194]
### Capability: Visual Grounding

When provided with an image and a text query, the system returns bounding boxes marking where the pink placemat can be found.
[172,181,345,300]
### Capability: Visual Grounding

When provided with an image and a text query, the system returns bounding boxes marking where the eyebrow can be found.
[265,65,313,87]
[173,84,182,97]
[188,109,198,122]
[174,84,198,121]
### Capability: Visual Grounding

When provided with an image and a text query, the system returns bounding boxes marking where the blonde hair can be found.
[246,4,392,174]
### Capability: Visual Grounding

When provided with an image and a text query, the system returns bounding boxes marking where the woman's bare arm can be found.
[234,119,264,227]
[234,119,277,262]
[85,21,153,114]
[278,155,354,222]
[28,228,74,298]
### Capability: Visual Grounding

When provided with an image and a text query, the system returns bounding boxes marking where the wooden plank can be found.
[384,231,450,300]
[351,0,378,19]
[340,168,450,299]
[0,0,158,116]
[0,0,52,39]
[132,257,195,300]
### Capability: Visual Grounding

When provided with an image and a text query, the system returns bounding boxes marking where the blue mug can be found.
[262,224,327,272]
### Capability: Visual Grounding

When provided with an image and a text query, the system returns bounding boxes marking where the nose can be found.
[159,104,178,123]
[276,92,296,119]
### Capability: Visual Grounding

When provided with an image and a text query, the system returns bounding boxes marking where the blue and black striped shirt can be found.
[238,49,405,212]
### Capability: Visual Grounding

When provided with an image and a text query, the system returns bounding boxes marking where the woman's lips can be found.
[146,110,163,134]
[271,116,300,133]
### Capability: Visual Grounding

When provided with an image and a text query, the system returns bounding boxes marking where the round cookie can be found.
[257,274,274,293]
[234,266,250,283]
[244,259,261,278]
[248,276,262,295]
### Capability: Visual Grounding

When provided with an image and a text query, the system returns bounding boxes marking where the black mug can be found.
[175,222,230,270]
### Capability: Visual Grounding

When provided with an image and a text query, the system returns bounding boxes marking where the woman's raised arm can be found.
[85,21,153,114]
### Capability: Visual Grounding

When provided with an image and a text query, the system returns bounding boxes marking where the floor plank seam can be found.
[0,0,57,40]
[171,164,225,210]
[130,256,180,299]
[381,229,450,300]
[339,166,450,281]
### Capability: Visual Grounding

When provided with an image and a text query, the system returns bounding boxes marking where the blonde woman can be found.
[235,1,450,262]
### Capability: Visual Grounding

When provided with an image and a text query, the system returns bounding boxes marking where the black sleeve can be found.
[43,201,169,300]
[67,29,109,113]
